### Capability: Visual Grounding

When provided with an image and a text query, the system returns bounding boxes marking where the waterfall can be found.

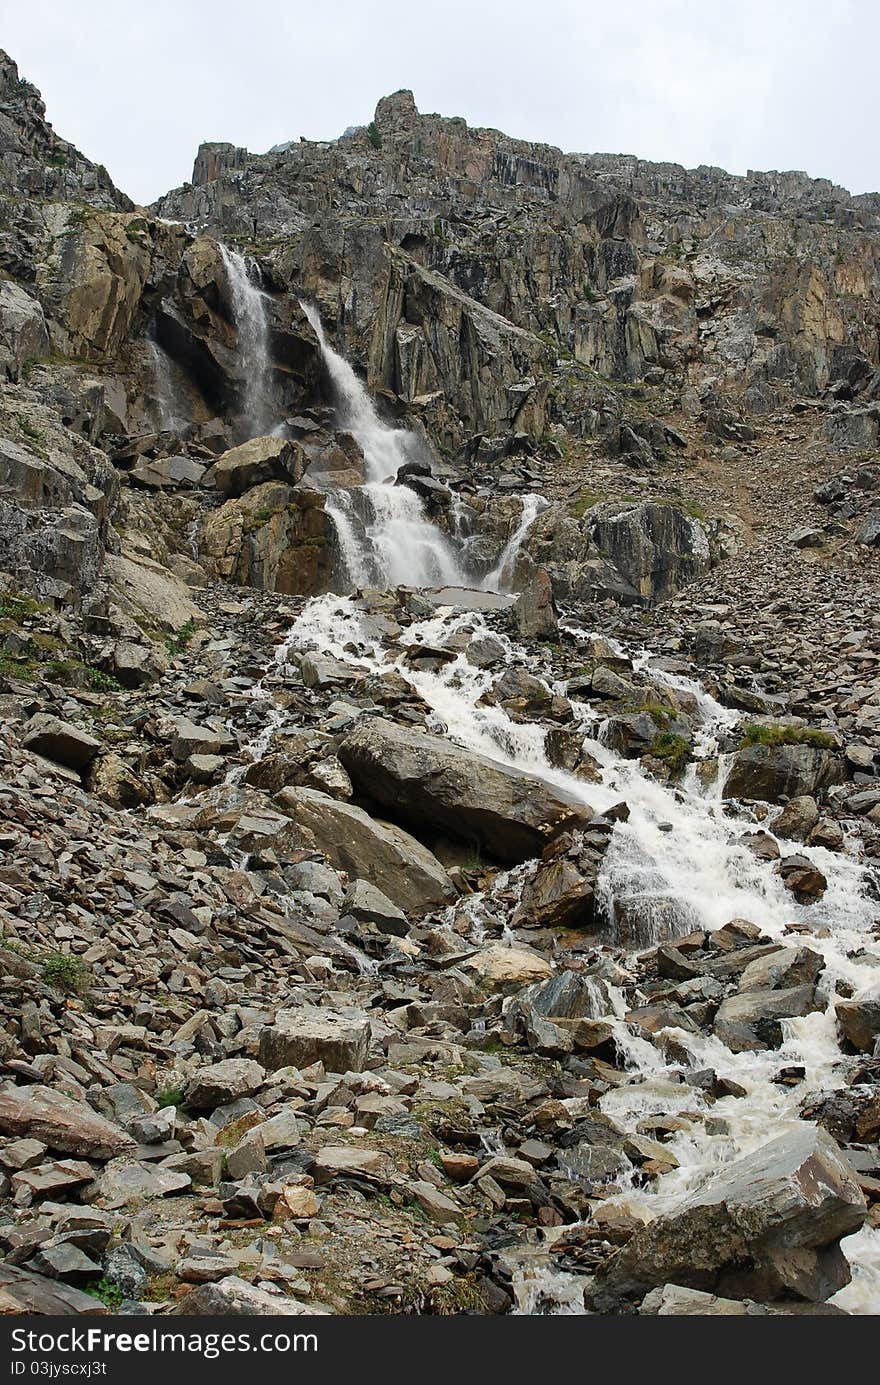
[147,337,188,432]
[483,493,548,591]
[220,244,274,438]
[301,300,464,591]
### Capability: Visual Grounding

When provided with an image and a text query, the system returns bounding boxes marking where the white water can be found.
[213,308,878,1312]
[147,338,188,432]
[220,244,274,437]
[484,493,548,592]
[283,591,879,1312]
[300,301,548,593]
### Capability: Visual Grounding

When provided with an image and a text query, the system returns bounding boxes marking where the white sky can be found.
[3,0,878,206]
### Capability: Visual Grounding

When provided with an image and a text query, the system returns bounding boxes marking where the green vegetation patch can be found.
[740,721,836,750]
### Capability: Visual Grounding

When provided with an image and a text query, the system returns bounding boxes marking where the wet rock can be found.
[836,992,880,1053]
[714,984,821,1052]
[723,744,842,804]
[772,795,820,842]
[776,854,828,903]
[339,716,590,863]
[259,1006,371,1073]
[590,1125,866,1305]
[0,1086,135,1160]
[513,569,557,639]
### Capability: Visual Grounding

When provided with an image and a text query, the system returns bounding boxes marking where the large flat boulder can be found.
[722,744,842,804]
[590,1125,865,1307]
[0,1086,135,1161]
[205,435,305,498]
[338,717,590,863]
[275,786,454,916]
[21,714,101,772]
[259,1005,371,1073]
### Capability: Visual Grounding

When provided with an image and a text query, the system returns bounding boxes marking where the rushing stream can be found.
[213,267,880,1314]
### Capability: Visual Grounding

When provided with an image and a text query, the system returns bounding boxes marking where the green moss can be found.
[740,722,836,750]
[18,419,45,448]
[647,731,690,773]
[630,701,678,726]
[0,591,49,620]
[568,490,604,518]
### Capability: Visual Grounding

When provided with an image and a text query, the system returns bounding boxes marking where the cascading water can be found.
[300,301,468,590]
[147,337,188,432]
[281,590,879,1312]
[484,493,548,592]
[220,244,274,438]
[217,293,877,1311]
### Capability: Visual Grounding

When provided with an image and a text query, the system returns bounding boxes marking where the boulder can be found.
[776,854,828,903]
[465,944,553,988]
[713,985,821,1052]
[0,1086,134,1160]
[312,1146,394,1183]
[590,1125,865,1305]
[342,879,407,934]
[513,568,557,638]
[170,1275,327,1315]
[722,744,842,804]
[183,1059,266,1109]
[338,716,590,863]
[259,1005,371,1073]
[21,714,101,772]
[835,991,880,1053]
[0,1264,107,1315]
[206,436,305,498]
[772,795,820,842]
[276,786,454,915]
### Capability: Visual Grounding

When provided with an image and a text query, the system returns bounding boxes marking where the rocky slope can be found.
[0,50,878,1317]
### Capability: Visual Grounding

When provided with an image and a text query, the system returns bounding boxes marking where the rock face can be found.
[338,717,591,863]
[591,1126,866,1306]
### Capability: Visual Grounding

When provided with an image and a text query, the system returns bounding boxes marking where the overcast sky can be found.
[4,0,877,206]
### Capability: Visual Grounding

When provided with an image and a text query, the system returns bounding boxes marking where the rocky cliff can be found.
[0,52,879,1319]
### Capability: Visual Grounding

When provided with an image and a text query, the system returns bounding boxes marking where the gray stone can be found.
[21,715,101,772]
[338,716,591,863]
[184,1059,266,1109]
[260,1006,371,1074]
[591,1125,865,1305]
